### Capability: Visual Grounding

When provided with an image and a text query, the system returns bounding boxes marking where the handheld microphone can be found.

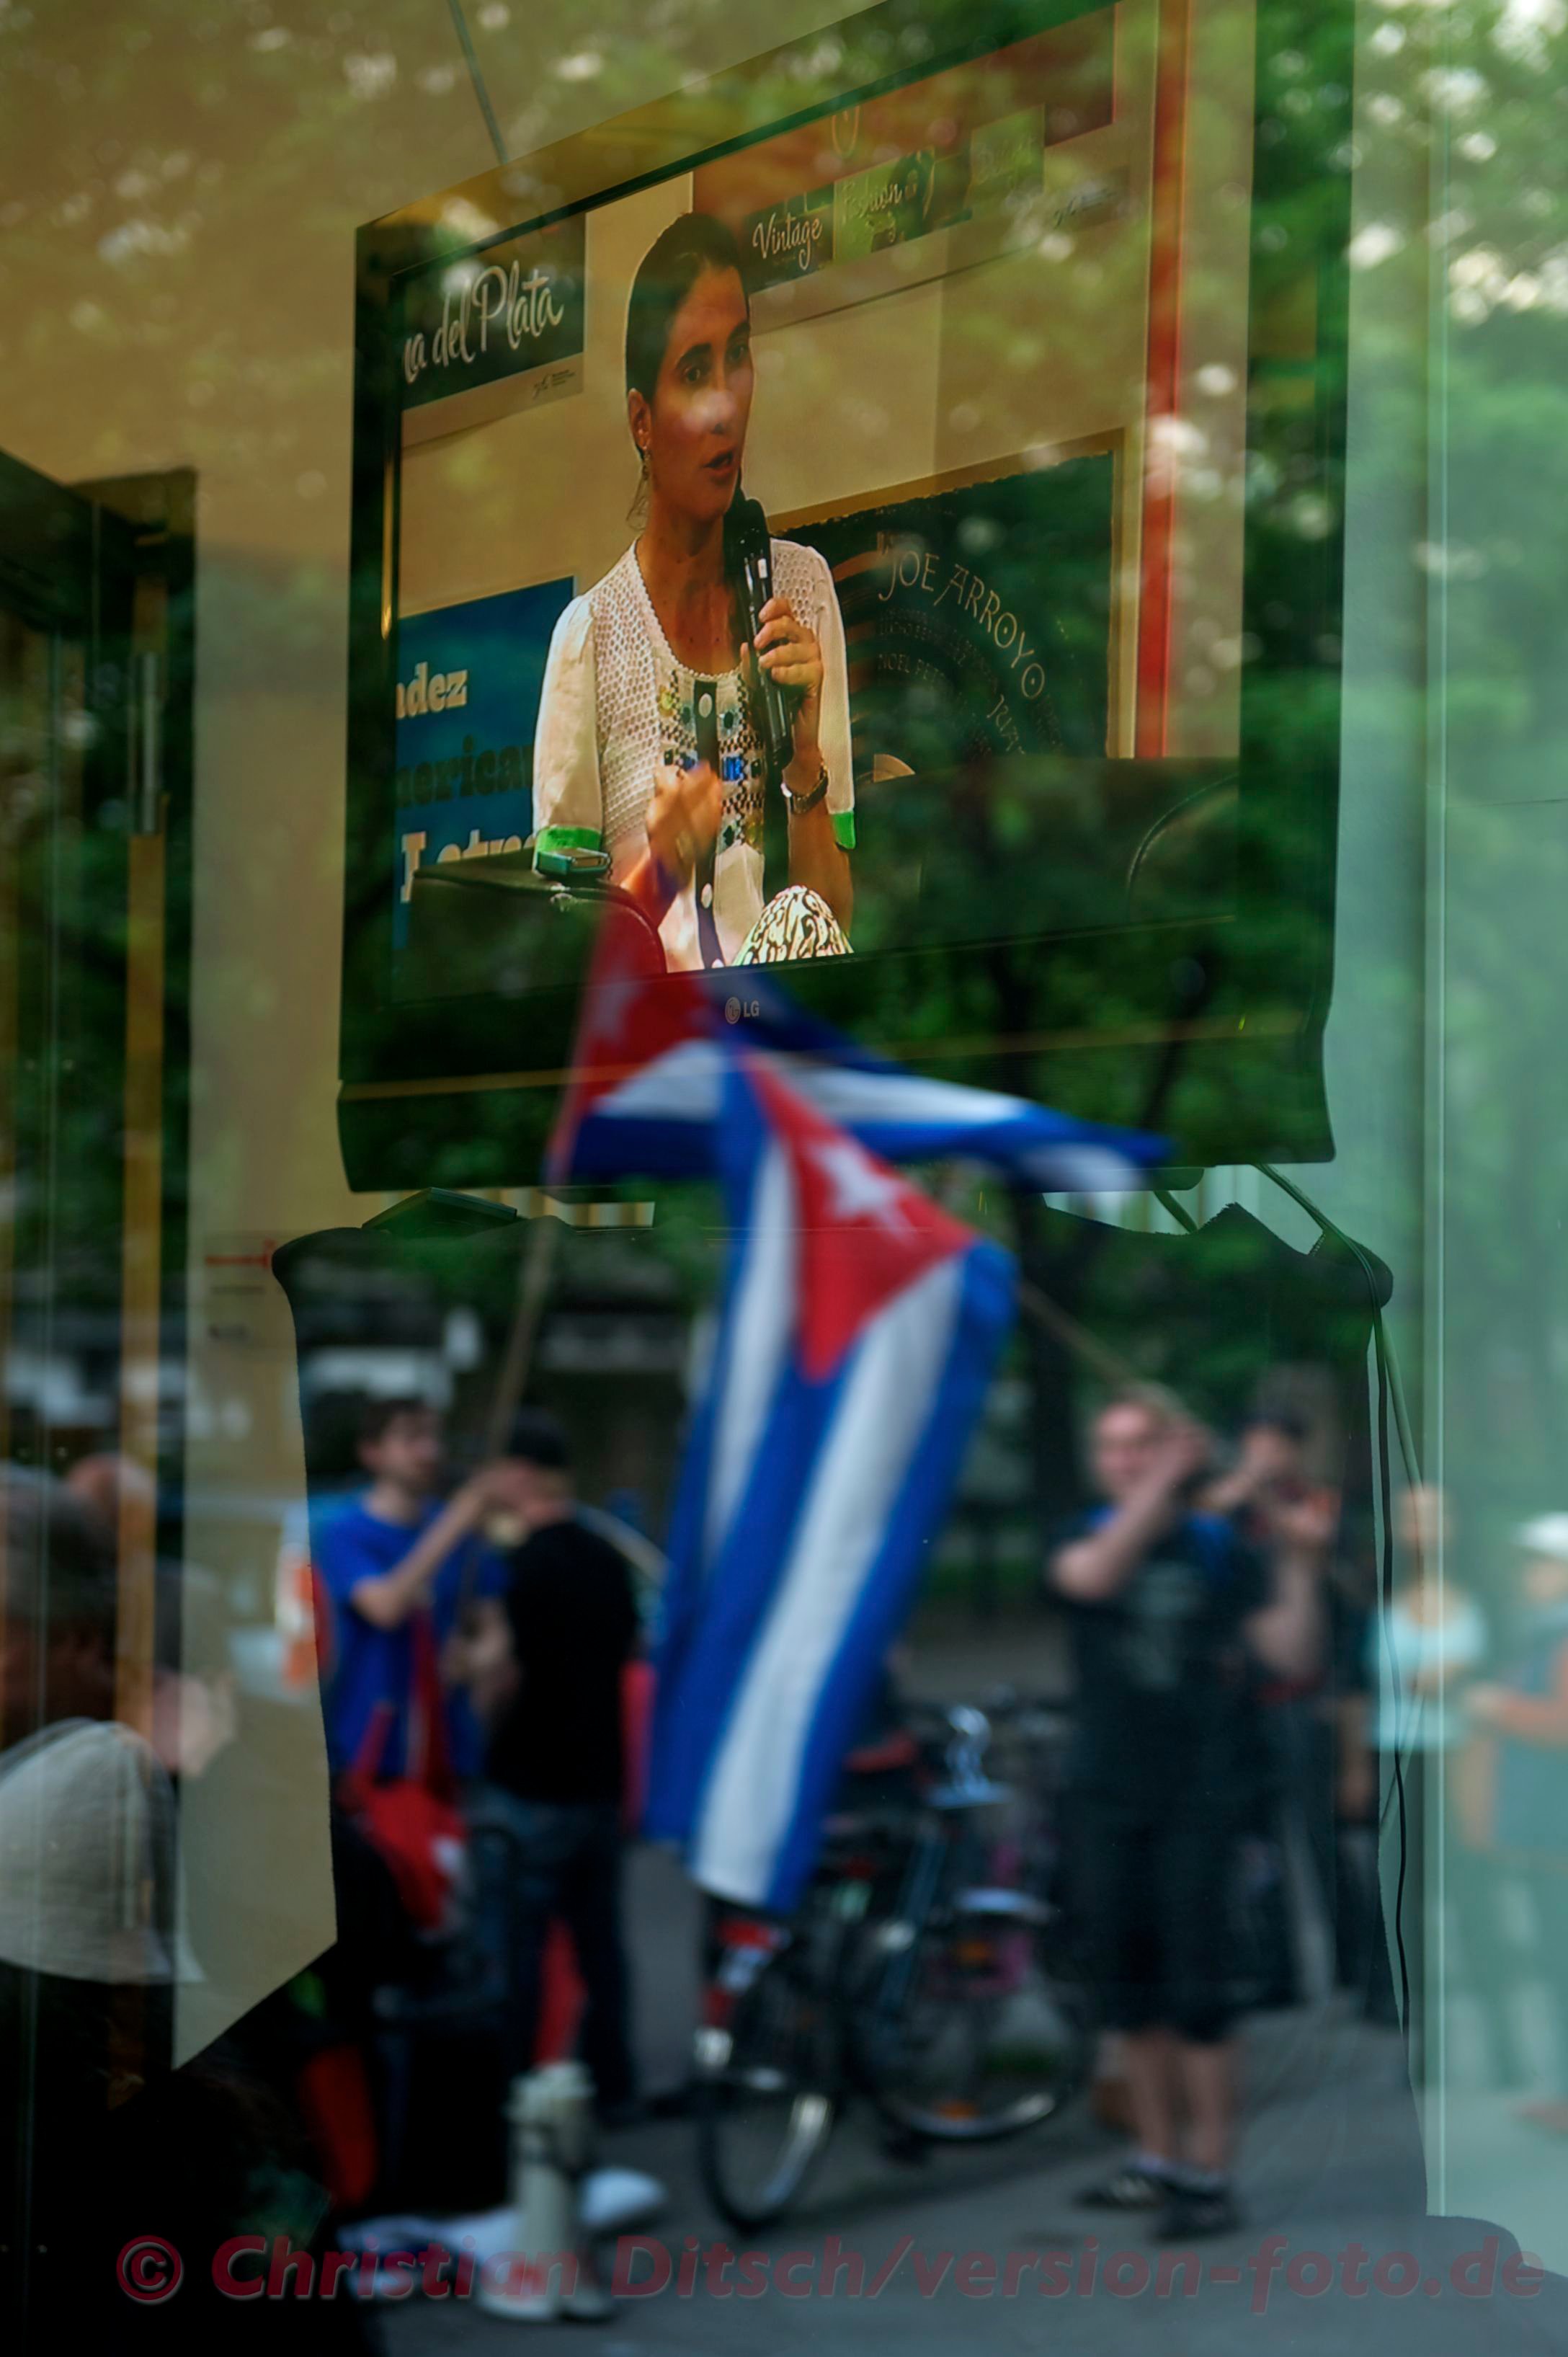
[724,489,796,784]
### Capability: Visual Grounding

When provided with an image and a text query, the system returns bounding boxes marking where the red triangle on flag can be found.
[546,906,705,1178]
[748,1060,974,1383]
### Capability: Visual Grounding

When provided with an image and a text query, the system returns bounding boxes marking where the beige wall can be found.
[0,0,870,2062]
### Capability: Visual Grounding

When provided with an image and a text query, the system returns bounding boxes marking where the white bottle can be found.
[478,2062,613,2322]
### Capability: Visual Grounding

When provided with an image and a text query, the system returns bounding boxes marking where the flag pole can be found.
[455,1212,563,1618]
[1016,1274,1185,1419]
[485,1213,561,1458]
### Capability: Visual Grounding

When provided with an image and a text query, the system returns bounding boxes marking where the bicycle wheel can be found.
[696,1946,842,2229]
[858,1898,1095,2144]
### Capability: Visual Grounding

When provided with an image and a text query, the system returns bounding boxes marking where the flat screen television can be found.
[340,0,1352,1191]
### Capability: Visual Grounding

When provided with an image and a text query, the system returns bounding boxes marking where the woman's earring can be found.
[628,448,651,528]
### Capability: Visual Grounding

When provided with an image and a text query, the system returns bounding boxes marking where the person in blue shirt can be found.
[313,1397,509,1784]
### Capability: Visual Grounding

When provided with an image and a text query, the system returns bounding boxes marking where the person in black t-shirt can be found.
[469,1413,641,2119]
[1049,1390,1324,2238]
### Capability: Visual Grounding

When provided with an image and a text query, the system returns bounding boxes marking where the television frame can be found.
[341,0,1353,1189]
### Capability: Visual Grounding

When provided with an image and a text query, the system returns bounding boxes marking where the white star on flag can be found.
[808,1137,911,1231]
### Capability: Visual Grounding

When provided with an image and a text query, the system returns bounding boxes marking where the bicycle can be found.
[693,1697,1096,2230]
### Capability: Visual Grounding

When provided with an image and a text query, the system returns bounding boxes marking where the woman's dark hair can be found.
[623,212,749,422]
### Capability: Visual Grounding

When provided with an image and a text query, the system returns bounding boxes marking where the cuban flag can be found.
[643,1051,1016,1912]
[545,922,1164,1191]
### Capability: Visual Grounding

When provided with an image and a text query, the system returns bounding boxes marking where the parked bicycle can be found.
[694,1695,1095,2229]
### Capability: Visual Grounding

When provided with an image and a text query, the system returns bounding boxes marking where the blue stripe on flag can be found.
[643,1354,848,1846]
[572,1060,1165,1184]
[762,1239,1015,1909]
[645,1075,813,1847]
[566,1114,715,1178]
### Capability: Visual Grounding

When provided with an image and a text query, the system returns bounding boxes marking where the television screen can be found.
[342,0,1350,1186]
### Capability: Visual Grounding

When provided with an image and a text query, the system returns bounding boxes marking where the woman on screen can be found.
[530,213,854,972]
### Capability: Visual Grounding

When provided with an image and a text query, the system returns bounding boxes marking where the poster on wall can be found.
[796,458,1114,775]
[695,17,1125,320]
[392,578,573,955]
[397,216,587,438]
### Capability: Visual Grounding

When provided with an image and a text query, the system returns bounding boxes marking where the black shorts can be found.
[1066,1790,1247,2045]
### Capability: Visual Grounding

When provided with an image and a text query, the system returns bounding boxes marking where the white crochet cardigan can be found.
[530,538,855,972]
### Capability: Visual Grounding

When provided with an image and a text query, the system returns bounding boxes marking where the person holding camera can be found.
[1048,1390,1323,2237]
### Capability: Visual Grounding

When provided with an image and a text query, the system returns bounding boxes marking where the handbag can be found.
[336,1610,466,1934]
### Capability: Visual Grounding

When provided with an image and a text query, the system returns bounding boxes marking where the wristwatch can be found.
[783,762,829,818]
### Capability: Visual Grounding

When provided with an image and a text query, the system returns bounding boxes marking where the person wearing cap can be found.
[1467,1514,1568,2131]
[0,1713,379,2350]
[0,1716,195,1988]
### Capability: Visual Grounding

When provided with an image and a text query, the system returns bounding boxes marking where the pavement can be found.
[374,1996,1568,2353]
[370,1611,1568,2352]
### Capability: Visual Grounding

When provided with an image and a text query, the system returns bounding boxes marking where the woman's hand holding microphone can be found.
[646,758,722,895]
[752,591,852,931]
[753,594,824,791]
